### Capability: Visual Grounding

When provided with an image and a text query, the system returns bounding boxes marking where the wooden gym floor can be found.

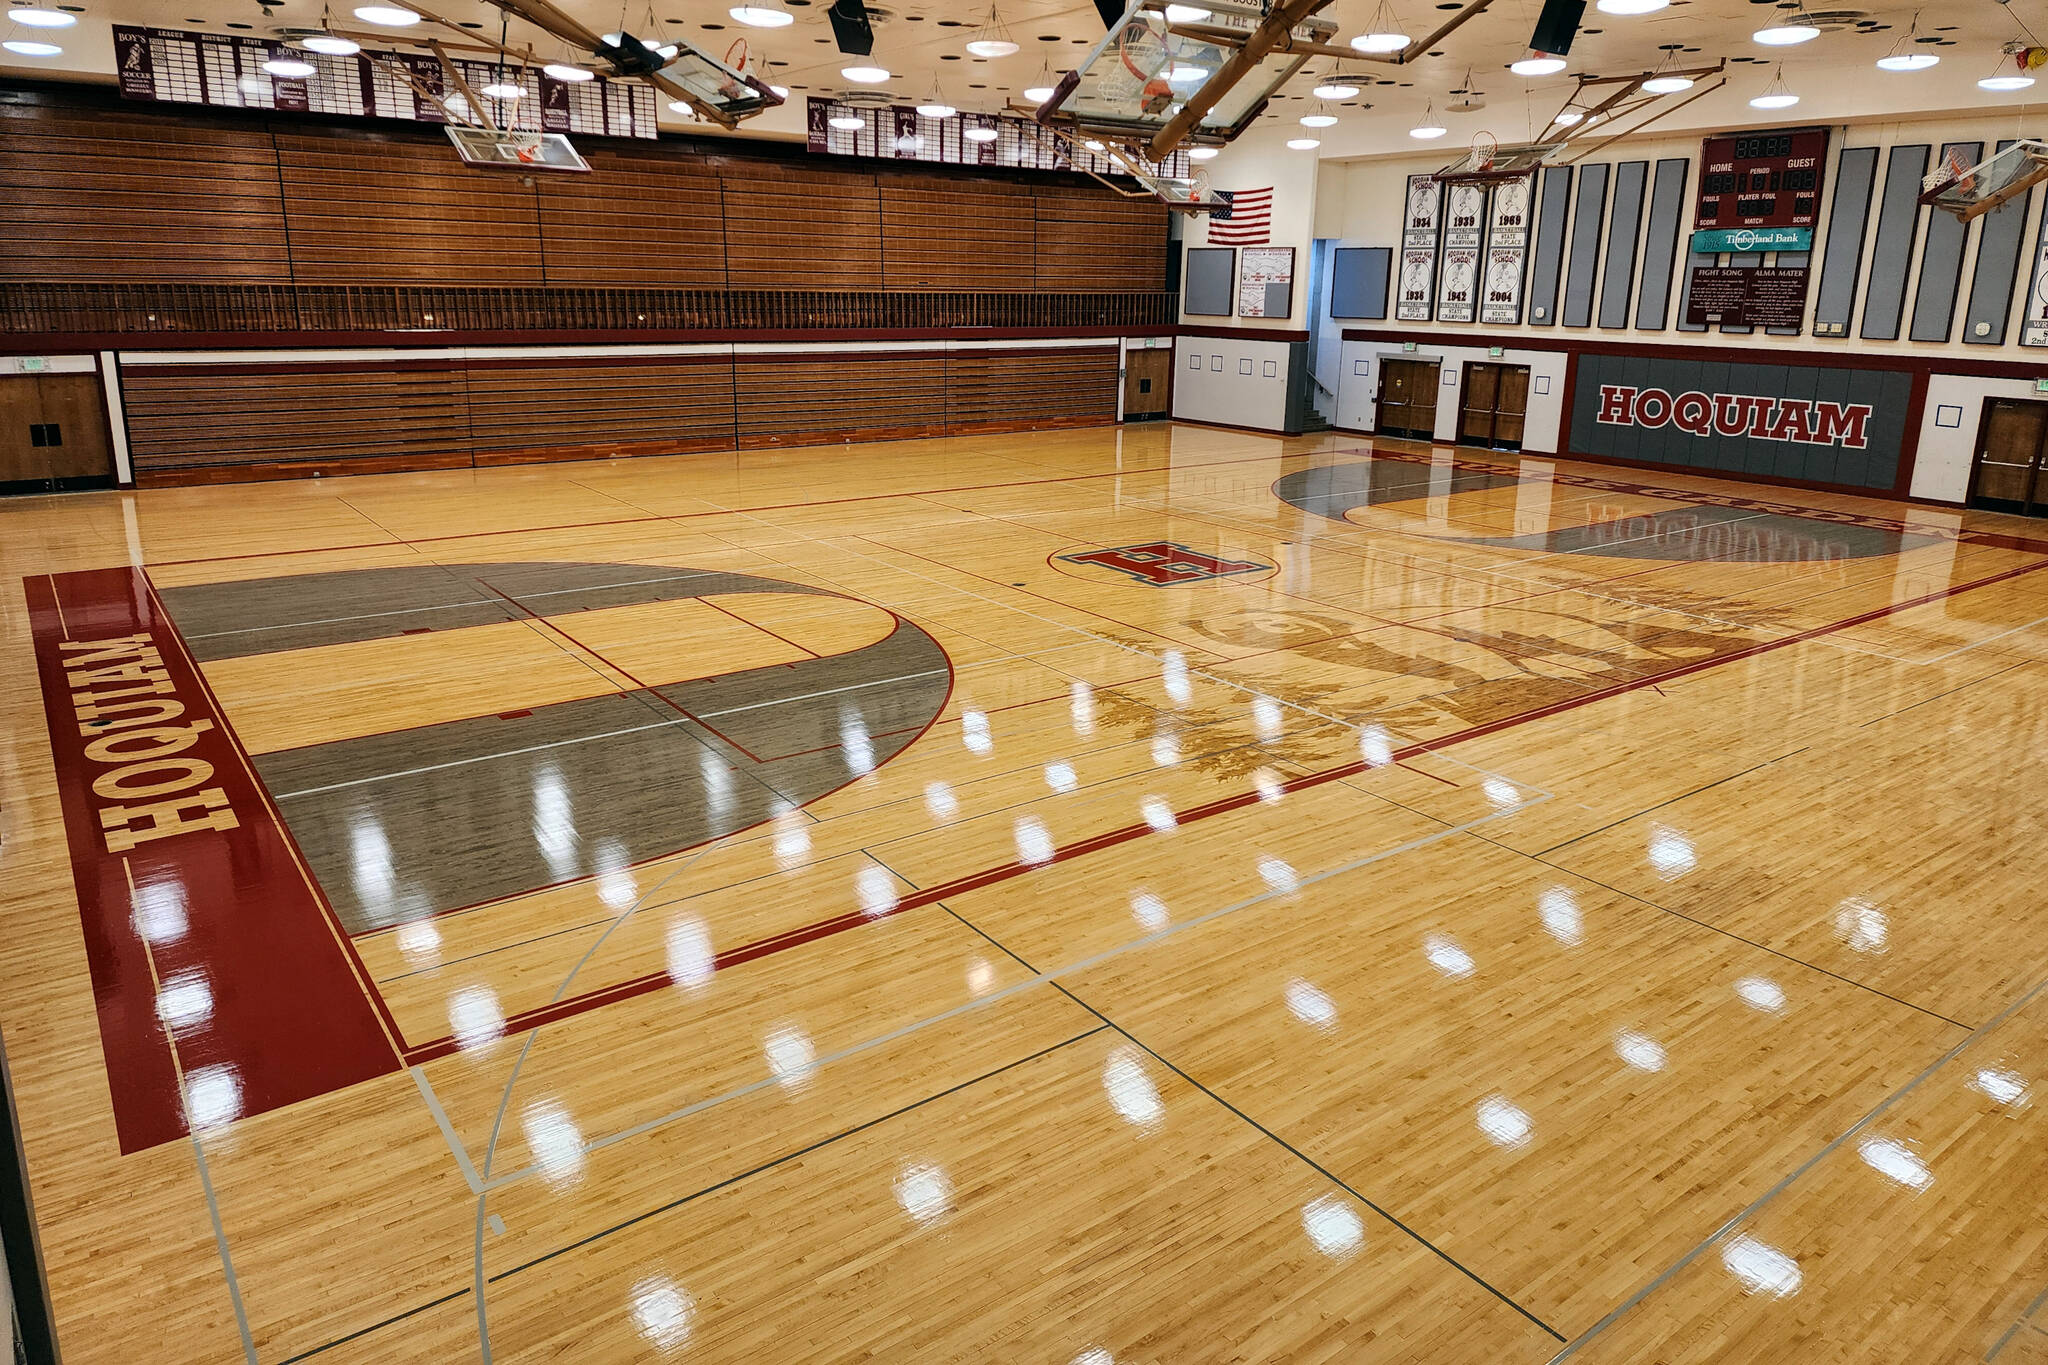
[6,421,2048,1363]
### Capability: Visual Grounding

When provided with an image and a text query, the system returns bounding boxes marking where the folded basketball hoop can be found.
[1433,135,1556,184]
[445,125,591,173]
[1918,139,2048,221]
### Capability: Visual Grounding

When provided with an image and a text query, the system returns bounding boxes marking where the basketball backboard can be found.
[1921,139,2048,222]
[445,125,591,172]
[1432,137,1561,184]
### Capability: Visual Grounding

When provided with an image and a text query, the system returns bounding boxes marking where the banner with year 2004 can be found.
[1480,174,1533,325]
[2024,212,2048,347]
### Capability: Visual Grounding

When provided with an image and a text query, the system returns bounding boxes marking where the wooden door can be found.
[1123,349,1171,420]
[1376,359,1440,440]
[0,373,115,494]
[1460,363,1500,445]
[1970,398,2048,515]
[1493,366,1530,450]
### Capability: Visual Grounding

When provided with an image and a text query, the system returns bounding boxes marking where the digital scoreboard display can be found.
[1695,127,1830,230]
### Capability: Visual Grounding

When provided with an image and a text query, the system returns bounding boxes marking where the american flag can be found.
[1207,186,1273,245]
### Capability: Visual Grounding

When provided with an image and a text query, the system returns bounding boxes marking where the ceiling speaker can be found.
[1528,0,1585,55]
[828,0,875,55]
[1094,0,1127,29]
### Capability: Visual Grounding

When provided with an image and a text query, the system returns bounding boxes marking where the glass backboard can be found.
[1037,4,1307,144]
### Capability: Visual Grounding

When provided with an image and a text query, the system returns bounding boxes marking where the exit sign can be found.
[8,356,50,374]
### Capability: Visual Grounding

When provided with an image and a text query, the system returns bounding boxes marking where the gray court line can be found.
[1986,1283,2048,1360]
[183,594,509,641]
[412,1067,484,1196]
[695,666,953,718]
[269,717,693,800]
[1548,964,2048,1362]
[475,793,1552,1190]
[189,1133,261,1365]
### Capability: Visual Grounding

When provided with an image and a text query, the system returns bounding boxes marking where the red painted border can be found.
[24,568,399,1151]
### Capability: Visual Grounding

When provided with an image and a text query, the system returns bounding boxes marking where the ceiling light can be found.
[1749,64,1799,106]
[1023,83,1054,101]
[1164,4,1211,20]
[1877,51,1937,70]
[1981,72,2036,91]
[1300,111,1337,126]
[1642,74,1693,93]
[728,5,792,26]
[2,37,61,54]
[1410,102,1446,138]
[1084,138,1105,150]
[482,81,523,99]
[964,125,1000,142]
[1595,0,1667,12]
[1511,54,1567,76]
[841,63,889,82]
[1287,137,1321,149]
[1188,145,1219,160]
[263,56,318,78]
[6,6,74,26]
[965,3,1019,58]
[352,5,419,25]
[1753,10,1819,45]
[668,99,698,116]
[301,34,360,54]
[544,62,594,81]
[770,83,788,96]
[828,112,864,128]
[916,99,957,117]
[1352,0,1410,53]
[1313,79,1361,99]
[1553,108,1583,124]
[1167,62,1208,84]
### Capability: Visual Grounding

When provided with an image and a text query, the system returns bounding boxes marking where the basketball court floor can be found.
[7,421,2048,1363]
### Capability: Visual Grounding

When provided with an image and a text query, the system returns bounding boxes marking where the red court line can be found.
[398,550,2048,1063]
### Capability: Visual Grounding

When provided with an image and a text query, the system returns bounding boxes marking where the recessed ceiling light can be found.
[352,5,419,25]
[263,56,318,78]
[6,7,75,26]
[1313,80,1361,99]
[1300,112,1336,126]
[1876,51,1937,70]
[1511,54,1567,75]
[1753,17,1819,44]
[964,125,1000,141]
[828,112,865,128]
[1287,136,1321,149]
[1981,73,2036,91]
[1023,83,1054,101]
[728,5,792,26]
[481,81,523,99]
[841,63,889,82]
[1642,74,1693,93]
[544,62,594,81]
[1188,145,1219,159]
[301,34,360,54]
[2,37,62,54]
[1595,0,1666,12]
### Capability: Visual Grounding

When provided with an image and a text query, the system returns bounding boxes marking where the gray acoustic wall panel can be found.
[1563,163,1610,327]
[1599,160,1649,328]
[1909,141,1983,342]
[1183,247,1236,317]
[1635,158,1691,331]
[1814,145,1879,337]
[1330,246,1392,319]
[1528,165,1573,326]
[1860,144,1930,341]
[1965,140,2030,345]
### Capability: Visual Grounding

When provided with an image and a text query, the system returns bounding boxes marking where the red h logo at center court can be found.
[1058,541,1273,586]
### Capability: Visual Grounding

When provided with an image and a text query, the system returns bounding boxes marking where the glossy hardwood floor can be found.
[6,422,2048,1363]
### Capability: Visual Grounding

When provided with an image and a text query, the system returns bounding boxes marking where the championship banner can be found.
[1397,174,1443,322]
[1436,182,1486,322]
[1480,175,1533,326]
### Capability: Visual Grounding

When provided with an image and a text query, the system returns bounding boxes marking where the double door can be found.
[1458,362,1531,452]
[1375,358,1440,440]
[1971,398,2048,516]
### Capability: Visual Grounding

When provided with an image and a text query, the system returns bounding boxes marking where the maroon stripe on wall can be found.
[26,568,399,1152]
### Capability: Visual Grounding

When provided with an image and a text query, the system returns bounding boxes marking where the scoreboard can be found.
[1695,128,1830,229]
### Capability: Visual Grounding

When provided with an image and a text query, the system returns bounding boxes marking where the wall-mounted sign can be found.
[1237,246,1295,319]
[1479,175,1533,326]
[1684,265,1811,328]
[2024,224,2048,347]
[1396,174,1443,322]
[1695,127,1829,230]
[1567,354,1911,490]
[113,24,659,136]
[1691,226,1814,254]
[1436,181,1487,322]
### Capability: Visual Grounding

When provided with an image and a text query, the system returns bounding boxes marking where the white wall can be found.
[1174,334,1293,431]
[1335,340,1569,452]
[1181,128,1321,330]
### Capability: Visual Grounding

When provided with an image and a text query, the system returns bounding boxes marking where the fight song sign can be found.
[1567,353,1913,489]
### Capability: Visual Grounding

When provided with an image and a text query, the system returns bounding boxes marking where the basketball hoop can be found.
[724,37,750,73]
[1471,130,1498,172]
[511,130,547,163]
